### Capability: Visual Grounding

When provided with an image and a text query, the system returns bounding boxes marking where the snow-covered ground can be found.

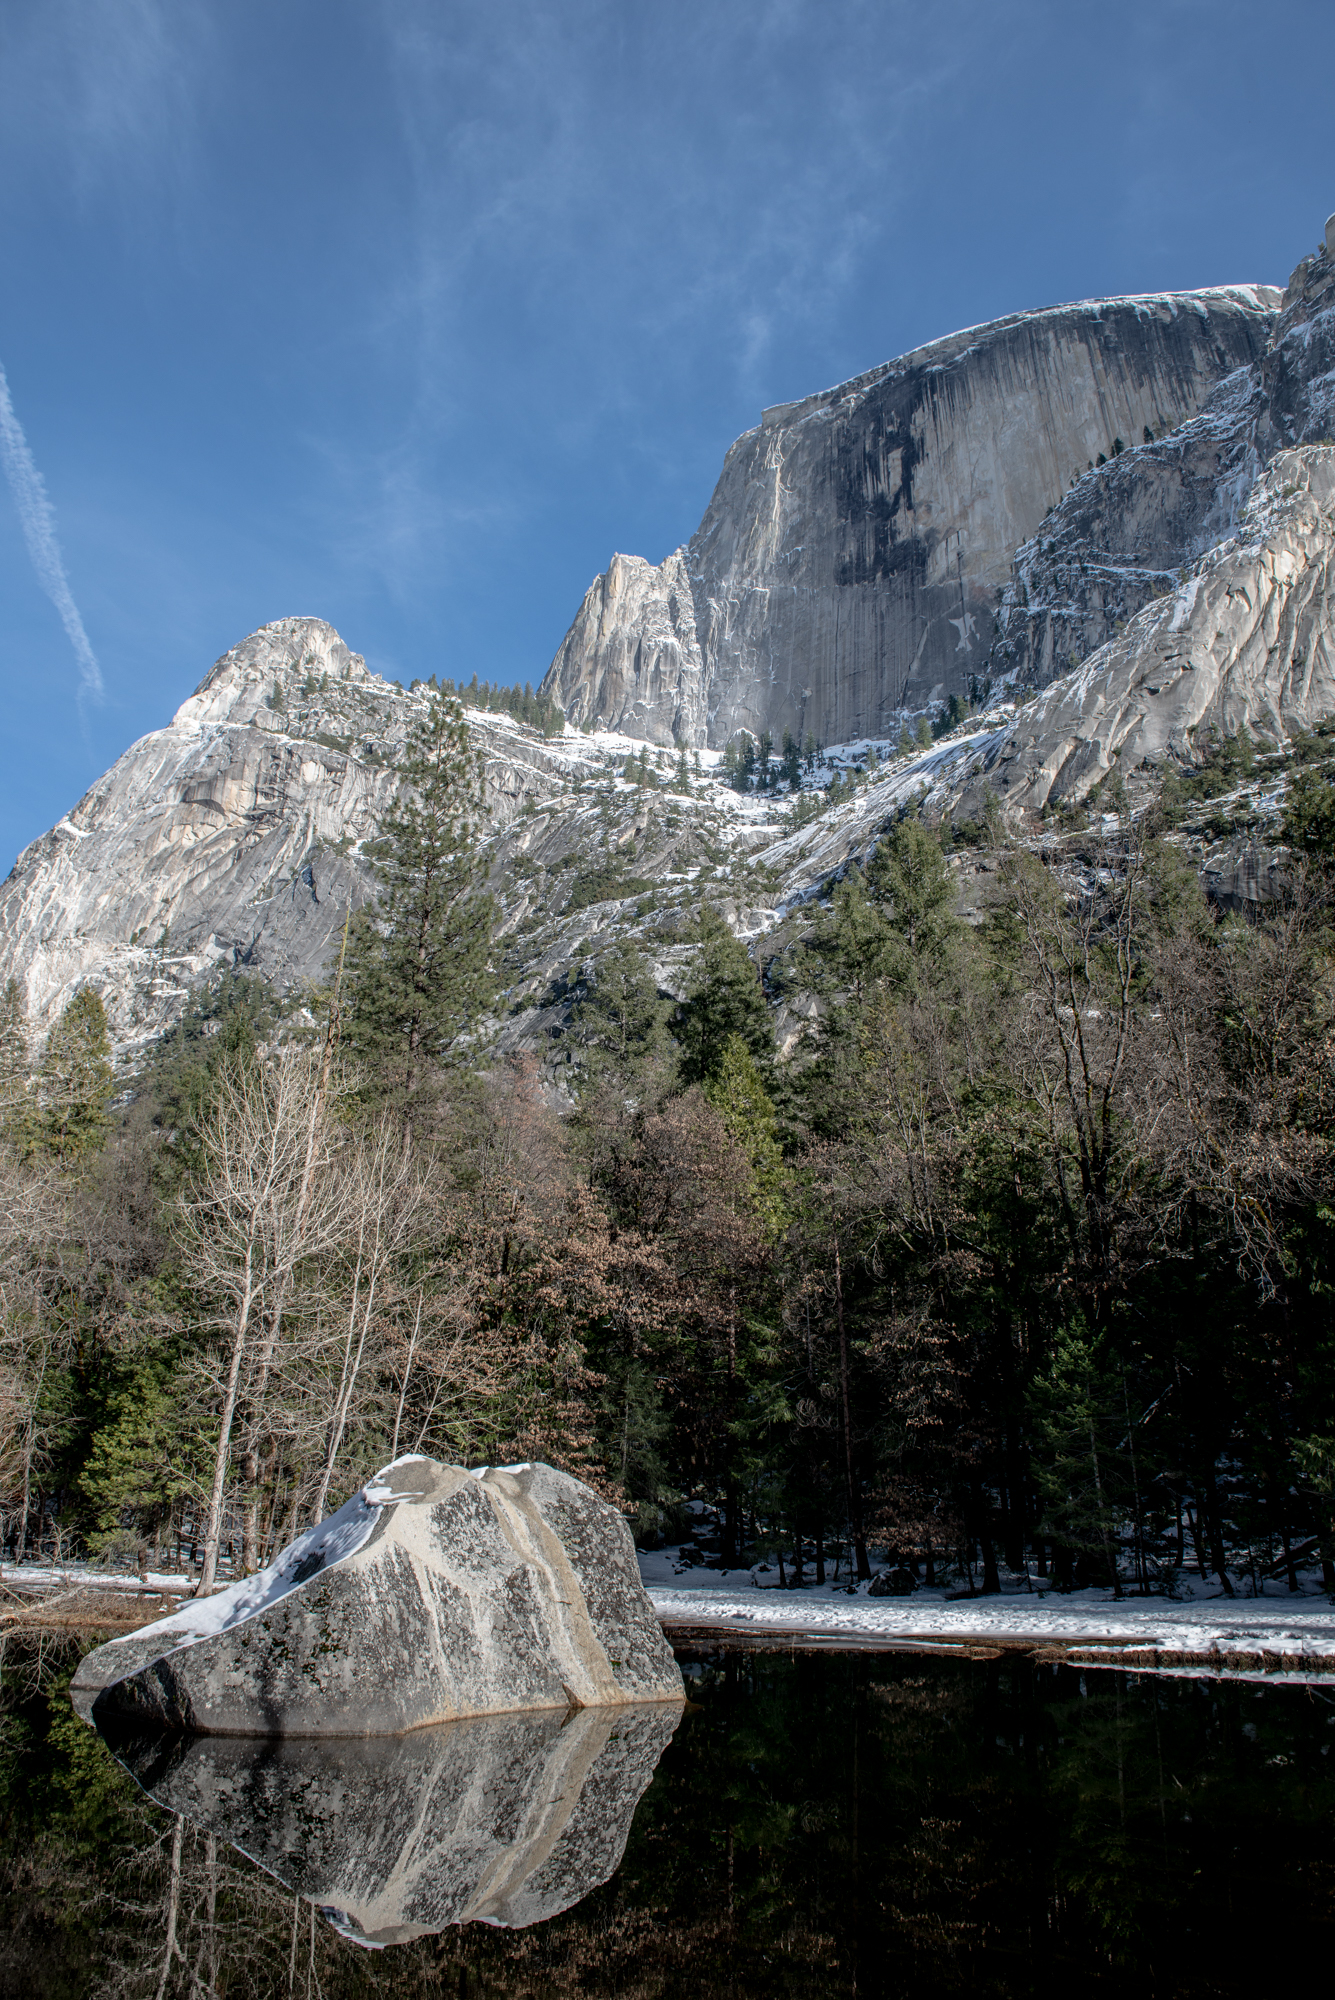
[639,1552,1335,1677]
[1,1563,191,1594]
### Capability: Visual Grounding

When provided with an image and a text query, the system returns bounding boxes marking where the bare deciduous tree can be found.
[311,1115,428,1520]
[177,1047,350,1593]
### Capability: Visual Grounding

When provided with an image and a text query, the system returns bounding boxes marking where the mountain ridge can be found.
[3,214,1334,1064]
[540,283,1281,749]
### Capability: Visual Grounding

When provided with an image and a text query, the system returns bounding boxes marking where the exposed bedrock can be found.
[108,1702,681,1943]
[541,288,1278,749]
[0,616,583,1046]
[74,1457,684,1737]
[958,446,1335,817]
[987,367,1267,695]
[544,548,705,751]
[991,223,1335,694]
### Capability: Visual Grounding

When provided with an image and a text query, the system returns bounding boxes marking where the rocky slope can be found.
[5,215,1335,1068]
[0,612,855,1056]
[0,603,998,1062]
[2,511,1331,1070]
[991,216,1335,694]
[960,444,1335,816]
[542,287,1279,749]
[0,619,623,1051]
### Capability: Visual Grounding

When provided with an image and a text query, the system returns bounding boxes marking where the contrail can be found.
[0,357,103,701]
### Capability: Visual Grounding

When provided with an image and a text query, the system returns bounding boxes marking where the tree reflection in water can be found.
[2,1635,1334,1997]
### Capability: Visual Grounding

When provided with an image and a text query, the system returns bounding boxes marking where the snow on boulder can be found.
[72,1457,684,1736]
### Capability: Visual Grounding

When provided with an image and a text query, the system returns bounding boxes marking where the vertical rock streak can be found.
[75,1459,684,1737]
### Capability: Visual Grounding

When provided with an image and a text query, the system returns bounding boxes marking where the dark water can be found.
[3,1634,1334,1997]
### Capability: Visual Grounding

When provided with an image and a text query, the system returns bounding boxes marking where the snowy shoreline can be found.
[646,1580,1335,1680]
[7,1555,1335,1686]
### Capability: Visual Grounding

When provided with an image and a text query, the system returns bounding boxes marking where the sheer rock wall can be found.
[541,288,1279,749]
[990,220,1335,696]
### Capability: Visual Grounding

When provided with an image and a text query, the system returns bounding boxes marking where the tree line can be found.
[2,689,1333,1598]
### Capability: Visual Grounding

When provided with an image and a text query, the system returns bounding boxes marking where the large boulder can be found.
[108,1701,681,1944]
[72,1457,683,1737]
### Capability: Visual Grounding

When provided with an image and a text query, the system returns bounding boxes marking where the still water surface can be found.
[2,1635,1333,1996]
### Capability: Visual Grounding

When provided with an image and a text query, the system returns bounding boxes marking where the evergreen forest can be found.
[3,692,1335,1604]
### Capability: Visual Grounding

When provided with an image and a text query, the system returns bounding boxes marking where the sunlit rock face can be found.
[957,447,1335,816]
[541,289,1279,749]
[77,1459,684,1737]
[992,224,1335,696]
[0,616,594,1049]
[109,1701,682,1944]
[545,549,705,749]
[0,619,382,1048]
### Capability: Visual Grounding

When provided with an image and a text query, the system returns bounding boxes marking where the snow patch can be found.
[646,1578,1335,1668]
[97,1474,400,1655]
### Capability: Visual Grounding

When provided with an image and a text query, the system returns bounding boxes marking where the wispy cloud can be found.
[0,0,209,215]
[0,358,103,702]
[350,0,976,594]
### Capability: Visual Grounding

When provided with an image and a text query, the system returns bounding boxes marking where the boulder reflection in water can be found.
[100,1700,682,1947]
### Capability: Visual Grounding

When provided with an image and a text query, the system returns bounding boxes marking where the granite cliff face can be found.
[5,219,1335,1070]
[992,217,1335,694]
[959,445,1335,816]
[542,287,1279,749]
[0,617,604,1050]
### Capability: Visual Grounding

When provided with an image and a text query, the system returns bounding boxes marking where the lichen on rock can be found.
[72,1457,684,1738]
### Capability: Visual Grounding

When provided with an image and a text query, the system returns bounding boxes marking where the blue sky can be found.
[1,0,1332,867]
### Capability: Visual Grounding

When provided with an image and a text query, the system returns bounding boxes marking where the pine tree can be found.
[1281,766,1335,858]
[673,908,773,1086]
[570,940,673,1085]
[344,694,495,1117]
[865,819,958,960]
[703,1034,787,1233]
[39,986,114,1162]
[1028,1321,1128,1595]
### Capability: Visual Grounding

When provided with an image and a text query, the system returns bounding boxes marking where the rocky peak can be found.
[1276,212,1335,324]
[171,618,372,734]
[1255,215,1335,461]
[0,620,611,1055]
